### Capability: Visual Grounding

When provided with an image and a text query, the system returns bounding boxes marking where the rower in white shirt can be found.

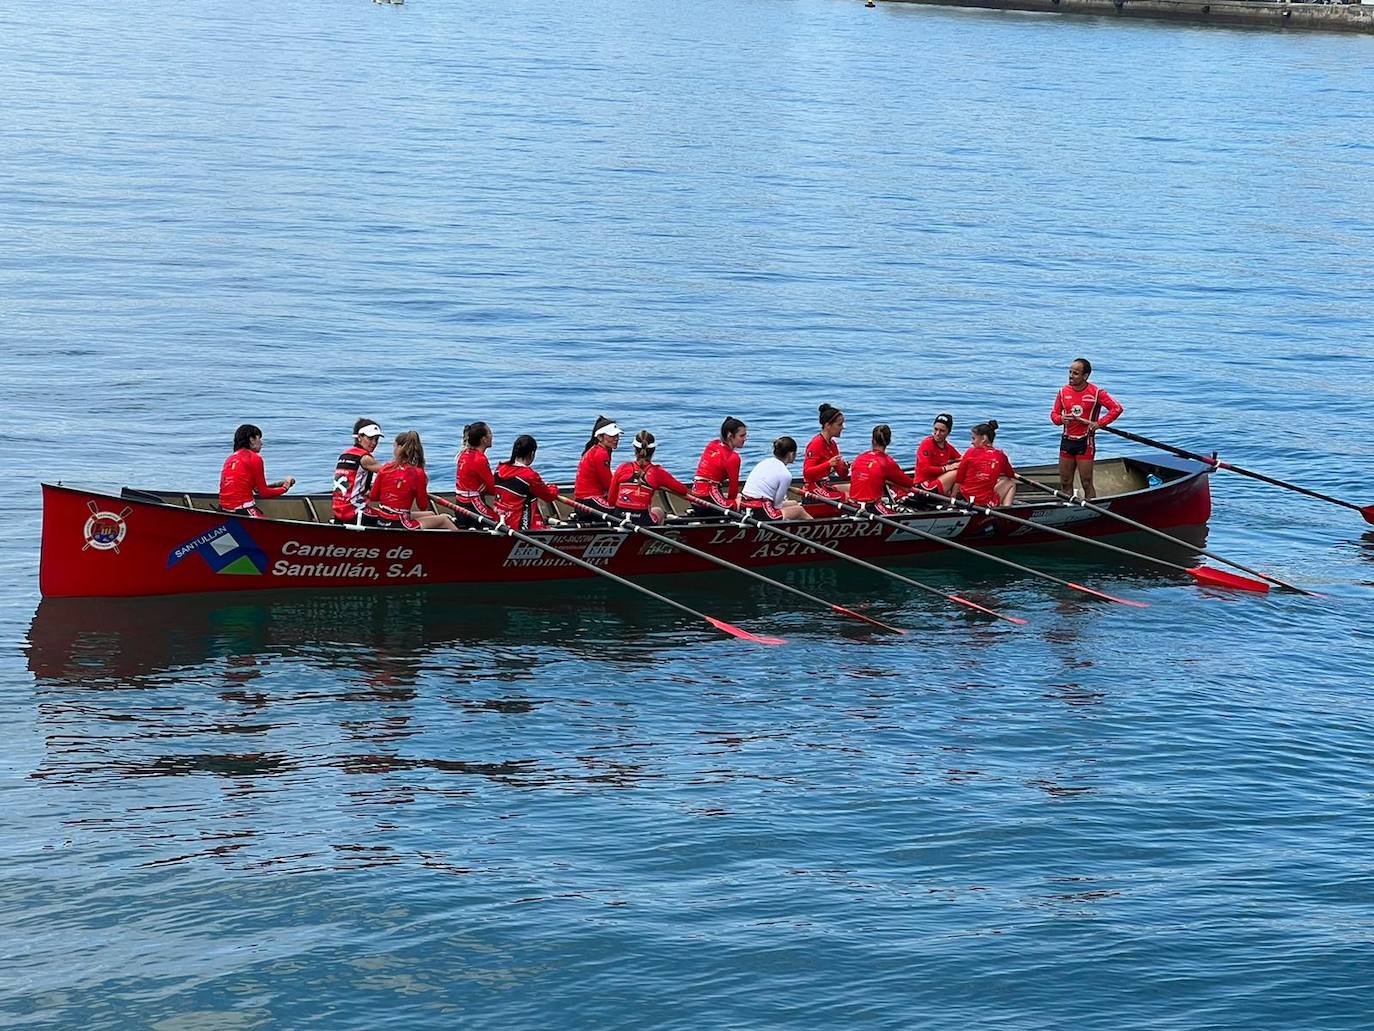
[739,436,813,521]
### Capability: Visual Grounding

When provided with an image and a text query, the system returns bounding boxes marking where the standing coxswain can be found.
[1051,358,1123,500]
[219,423,296,518]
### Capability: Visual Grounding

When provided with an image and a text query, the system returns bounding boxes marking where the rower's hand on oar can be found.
[279,476,296,490]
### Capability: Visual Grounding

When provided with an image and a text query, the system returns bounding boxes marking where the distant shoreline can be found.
[881,0,1374,33]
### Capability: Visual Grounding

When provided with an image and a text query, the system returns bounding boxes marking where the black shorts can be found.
[571,498,616,523]
[1060,434,1089,457]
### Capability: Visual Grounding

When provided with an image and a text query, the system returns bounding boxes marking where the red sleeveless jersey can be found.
[332,445,374,521]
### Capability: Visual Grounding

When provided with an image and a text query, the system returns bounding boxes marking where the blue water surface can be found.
[3,0,1373,1027]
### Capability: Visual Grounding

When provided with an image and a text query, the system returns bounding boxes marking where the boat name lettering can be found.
[282,540,385,560]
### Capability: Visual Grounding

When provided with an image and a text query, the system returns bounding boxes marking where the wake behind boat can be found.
[40,454,1211,600]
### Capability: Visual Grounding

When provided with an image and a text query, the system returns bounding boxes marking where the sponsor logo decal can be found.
[168,521,269,576]
[83,502,131,553]
[503,532,626,568]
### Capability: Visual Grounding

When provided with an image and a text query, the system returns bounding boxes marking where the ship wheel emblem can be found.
[83,501,132,553]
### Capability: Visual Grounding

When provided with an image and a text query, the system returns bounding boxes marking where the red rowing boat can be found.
[39,455,1211,599]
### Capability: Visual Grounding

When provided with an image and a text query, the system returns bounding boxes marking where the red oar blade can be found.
[1065,582,1149,608]
[1188,565,1271,593]
[1362,505,1374,526]
[947,594,1029,625]
[831,604,907,634]
[704,617,787,645]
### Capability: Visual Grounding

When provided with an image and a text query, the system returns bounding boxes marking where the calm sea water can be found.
[4,0,1374,1027]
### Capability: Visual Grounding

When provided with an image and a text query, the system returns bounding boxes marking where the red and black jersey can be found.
[848,449,915,503]
[369,462,430,520]
[1051,382,1123,440]
[609,460,689,512]
[956,445,1015,507]
[802,433,847,490]
[914,436,961,486]
[574,444,614,501]
[220,448,287,511]
[455,447,496,501]
[333,445,375,521]
[692,440,742,503]
[493,462,559,530]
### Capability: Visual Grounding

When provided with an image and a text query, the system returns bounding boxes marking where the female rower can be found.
[802,403,848,502]
[332,419,385,525]
[493,435,560,531]
[914,412,961,497]
[368,431,458,530]
[572,415,623,522]
[608,430,691,526]
[689,416,748,517]
[453,421,497,522]
[740,436,812,521]
[849,424,916,513]
[219,423,296,518]
[955,420,1017,508]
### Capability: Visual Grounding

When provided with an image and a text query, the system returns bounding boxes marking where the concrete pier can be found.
[883,0,1374,33]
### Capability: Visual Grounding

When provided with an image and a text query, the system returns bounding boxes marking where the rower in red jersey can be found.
[572,415,623,523]
[849,424,917,514]
[801,403,848,512]
[1051,357,1124,500]
[955,420,1016,508]
[493,434,560,531]
[914,412,961,496]
[453,421,497,522]
[608,430,691,526]
[332,419,385,524]
[368,431,458,530]
[689,416,748,518]
[219,423,296,518]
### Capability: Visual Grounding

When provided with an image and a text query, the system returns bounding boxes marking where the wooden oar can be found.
[910,485,1311,598]
[687,497,1027,626]
[1100,424,1374,526]
[1014,474,1302,594]
[433,497,785,645]
[555,495,905,634]
[808,495,1146,608]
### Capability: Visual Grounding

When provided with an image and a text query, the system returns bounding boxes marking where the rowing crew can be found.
[218,358,1123,529]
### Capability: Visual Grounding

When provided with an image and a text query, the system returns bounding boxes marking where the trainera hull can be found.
[39,455,1212,599]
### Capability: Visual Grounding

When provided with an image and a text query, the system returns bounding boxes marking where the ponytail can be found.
[871,424,891,449]
[509,434,538,464]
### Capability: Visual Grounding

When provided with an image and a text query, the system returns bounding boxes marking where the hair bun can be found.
[987,419,999,431]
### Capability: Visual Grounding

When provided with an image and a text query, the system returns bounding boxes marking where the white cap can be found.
[598,422,622,438]
[357,424,384,439]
